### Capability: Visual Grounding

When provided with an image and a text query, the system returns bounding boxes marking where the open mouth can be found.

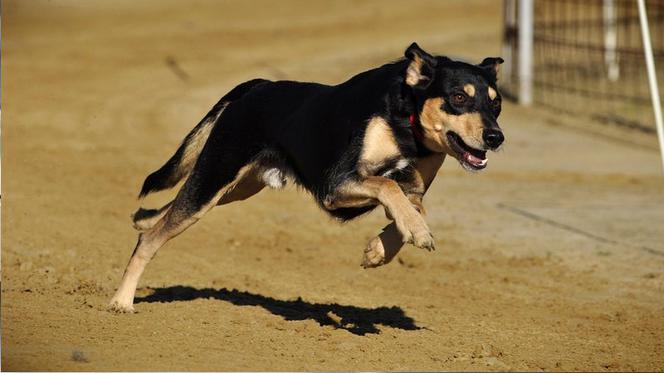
[446,131,487,170]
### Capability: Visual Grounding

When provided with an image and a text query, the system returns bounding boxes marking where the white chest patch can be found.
[395,158,410,170]
[380,158,410,178]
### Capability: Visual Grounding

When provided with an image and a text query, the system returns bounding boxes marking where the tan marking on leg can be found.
[217,165,265,205]
[488,86,497,100]
[191,164,256,218]
[463,84,476,97]
[109,163,257,312]
[408,195,425,215]
[323,193,375,210]
[359,117,401,177]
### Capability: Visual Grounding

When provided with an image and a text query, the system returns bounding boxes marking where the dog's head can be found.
[404,42,504,171]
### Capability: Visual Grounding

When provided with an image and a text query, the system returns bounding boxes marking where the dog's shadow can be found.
[135,286,421,336]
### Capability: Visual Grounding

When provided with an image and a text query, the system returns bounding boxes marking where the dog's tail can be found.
[138,79,268,199]
[137,101,224,198]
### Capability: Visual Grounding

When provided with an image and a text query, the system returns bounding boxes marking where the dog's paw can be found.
[108,300,136,314]
[412,229,435,251]
[398,215,435,251]
[362,236,386,268]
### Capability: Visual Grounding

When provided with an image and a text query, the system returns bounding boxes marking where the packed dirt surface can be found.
[3,0,664,371]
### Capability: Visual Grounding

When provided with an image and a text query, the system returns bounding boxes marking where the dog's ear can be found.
[478,57,504,80]
[404,42,437,89]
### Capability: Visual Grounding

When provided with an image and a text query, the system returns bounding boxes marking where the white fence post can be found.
[603,0,620,82]
[518,0,534,105]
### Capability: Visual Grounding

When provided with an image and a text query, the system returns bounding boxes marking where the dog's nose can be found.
[483,128,504,149]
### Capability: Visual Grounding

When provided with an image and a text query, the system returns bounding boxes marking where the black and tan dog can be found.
[109,43,505,312]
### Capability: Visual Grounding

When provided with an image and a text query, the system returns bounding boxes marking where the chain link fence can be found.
[502,0,664,134]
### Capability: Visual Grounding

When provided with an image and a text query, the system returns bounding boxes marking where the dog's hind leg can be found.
[131,158,266,233]
[109,136,259,312]
[130,158,268,232]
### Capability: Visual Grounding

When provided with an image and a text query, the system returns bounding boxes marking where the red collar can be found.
[409,113,425,143]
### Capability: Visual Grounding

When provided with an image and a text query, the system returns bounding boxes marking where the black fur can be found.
[139,43,503,221]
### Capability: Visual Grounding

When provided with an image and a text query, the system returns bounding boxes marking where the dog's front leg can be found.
[325,176,434,250]
[363,154,445,268]
[364,193,426,268]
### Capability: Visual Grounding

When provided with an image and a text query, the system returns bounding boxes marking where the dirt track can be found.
[2,0,664,371]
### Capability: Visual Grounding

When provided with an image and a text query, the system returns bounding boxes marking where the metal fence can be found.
[502,0,664,134]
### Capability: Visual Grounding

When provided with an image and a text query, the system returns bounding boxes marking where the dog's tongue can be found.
[463,151,487,168]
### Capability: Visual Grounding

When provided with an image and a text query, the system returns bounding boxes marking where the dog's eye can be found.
[452,93,466,105]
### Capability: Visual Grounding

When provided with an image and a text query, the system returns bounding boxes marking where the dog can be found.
[109,43,505,312]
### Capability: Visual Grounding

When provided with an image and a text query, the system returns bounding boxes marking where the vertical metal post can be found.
[518,0,534,105]
[637,0,664,172]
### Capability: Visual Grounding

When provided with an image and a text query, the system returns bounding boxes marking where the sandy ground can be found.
[2,0,664,371]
